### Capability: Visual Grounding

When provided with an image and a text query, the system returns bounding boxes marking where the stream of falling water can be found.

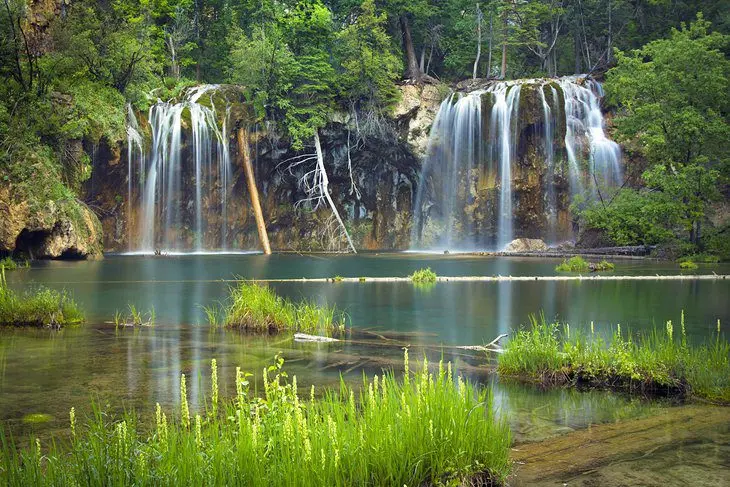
[126,85,233,253]
[412,76,622,251]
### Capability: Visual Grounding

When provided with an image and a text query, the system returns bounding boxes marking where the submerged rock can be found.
[503,238,548,252]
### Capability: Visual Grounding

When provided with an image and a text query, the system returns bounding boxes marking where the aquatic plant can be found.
[217,281,347,335]
[555,256,589,272]
[332,275,343,282]
[113,304,156,327]
[679,260,699,270]
[410,267,437,283]
[593,260,615,271]
[678,253,720,264]
[498,314,730,403]
[0,269,83,327]
[0,354,512,486]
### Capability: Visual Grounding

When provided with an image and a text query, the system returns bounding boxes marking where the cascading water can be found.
[412,76,622,251]
[490,83,521,250]
[127,85,233,253]
[559,77,622,193]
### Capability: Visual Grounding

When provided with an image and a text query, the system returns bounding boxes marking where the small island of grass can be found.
[555,256,615,272]
[498,314,730,404]
[0,270,83,328]
[206,281,347,335]
[410,267,437,284]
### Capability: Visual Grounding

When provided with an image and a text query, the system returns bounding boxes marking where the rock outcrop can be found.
[503,238,548,252]
[85,84,442,252]
[0,186,103,259]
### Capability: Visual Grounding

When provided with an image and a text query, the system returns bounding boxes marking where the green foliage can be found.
[499,314,730,403]
[0,257,28,271]
[606,15,729,172]
[593,260,615,271]
[0,353,512,485]
[555,256,589,272]
[0,270,84,327]
[410,267,437,283]
[334,0,402,112]
[217,281,347,335]
[679,260,699,270]
[678,254,720,264]
[579,164,720,246]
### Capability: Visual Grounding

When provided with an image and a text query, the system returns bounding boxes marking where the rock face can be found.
[0,186,103,259]
[86,85,442,252]
[503,238,548,252]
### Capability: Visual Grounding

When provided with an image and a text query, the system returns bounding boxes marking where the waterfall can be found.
[560,76,622,195]
[490,83,521,249]
[411,92,484,250]
[412,76,621,251]
[126,85,233,253]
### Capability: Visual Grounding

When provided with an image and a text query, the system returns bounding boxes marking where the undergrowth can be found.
[0,353,512,486]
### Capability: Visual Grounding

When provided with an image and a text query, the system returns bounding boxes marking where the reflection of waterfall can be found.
[412,76,621,251]
[127,85,233,253]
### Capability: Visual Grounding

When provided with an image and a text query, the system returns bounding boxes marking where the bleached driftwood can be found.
[294,333,339,343]
[456,333,508,353]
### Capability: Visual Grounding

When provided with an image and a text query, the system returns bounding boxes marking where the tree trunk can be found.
[419,46,426,73]
[237,127,271,255]
[487,11,493,77]
[574,26,581,73]
[400,15,422,81]
[314,131,357,253]
[473,3,482,80]
[500,8,508,79]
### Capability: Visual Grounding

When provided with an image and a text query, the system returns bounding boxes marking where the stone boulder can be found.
[503,238,548,252]
[0,186,103,259]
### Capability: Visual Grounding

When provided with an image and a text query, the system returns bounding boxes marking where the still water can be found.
[1,253,728,465]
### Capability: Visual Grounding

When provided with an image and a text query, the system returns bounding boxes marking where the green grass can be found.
[0,258,28,271]
[114,305,156,327]
[498,314,730,403]
[332,275,343,282]
[410,267,437,283]
[678,253,720,264]
[593,260,615,271]
[679,260,699,270]
[210,281,347,335]
[0,269,83,327]
[555,256,589,272]
[0,353,512,486]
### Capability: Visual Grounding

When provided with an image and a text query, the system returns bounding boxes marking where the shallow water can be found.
[1,254,728,451]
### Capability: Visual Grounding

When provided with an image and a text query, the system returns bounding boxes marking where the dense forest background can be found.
[1,0,728,257]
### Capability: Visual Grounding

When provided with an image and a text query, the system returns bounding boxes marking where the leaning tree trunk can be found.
[237,126,271,255]
[314,130,357,254]
[400,15,422,81]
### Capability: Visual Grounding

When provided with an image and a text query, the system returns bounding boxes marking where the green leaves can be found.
[605,14,730,170]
